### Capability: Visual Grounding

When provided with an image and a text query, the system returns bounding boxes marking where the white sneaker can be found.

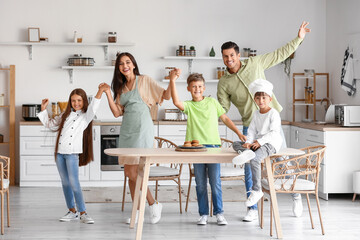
[245,190,264,207]
[126,212,139,224]
[59,211,79,222]
[80,213,94,224]
[197,215,208,225]
[216,213,228,225]
[292,194,303,217]
[149,201,162,224]
[232,150,256,165]
[243,208,258,222]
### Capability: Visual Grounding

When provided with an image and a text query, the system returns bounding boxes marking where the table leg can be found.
[135,157,150,240]
[129,159,143,229]
[265,156,283,239]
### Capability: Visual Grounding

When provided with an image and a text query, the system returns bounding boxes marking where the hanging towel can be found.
[340,47,357,96]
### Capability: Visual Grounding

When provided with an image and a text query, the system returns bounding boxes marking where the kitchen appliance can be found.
[22,104,41,121]
[164,109,186,121]
[335,105,360,127]
[67,54,95,66]
[100,125,123,171]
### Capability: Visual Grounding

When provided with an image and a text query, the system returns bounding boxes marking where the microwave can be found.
[335,105,360,127]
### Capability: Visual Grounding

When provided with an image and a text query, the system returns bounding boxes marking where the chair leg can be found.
[270,199,273,237]
[306,193,314,229]
[178,177,182,214]
[315,193,325,235]
[155,180,159,201]
[122,176,127,212]
[260,196,264,229]
[6,190,9,227]
[1,193,3,235]
[185,175,192,212]
[352,193,357,202]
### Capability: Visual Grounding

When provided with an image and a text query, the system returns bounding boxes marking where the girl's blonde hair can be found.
[55,88,93,166]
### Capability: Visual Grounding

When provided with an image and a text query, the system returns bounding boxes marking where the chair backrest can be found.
[154,137,182,173]
[0,155,10,189]
[269,145,326,193]
[220,138,233,148]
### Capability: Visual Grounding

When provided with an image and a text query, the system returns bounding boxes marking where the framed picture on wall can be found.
[28,28,40,42]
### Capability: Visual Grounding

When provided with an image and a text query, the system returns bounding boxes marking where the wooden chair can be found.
[185,138,245,216]
[0,156,10,235]
[122,137,183,213]
[260,145,326,236]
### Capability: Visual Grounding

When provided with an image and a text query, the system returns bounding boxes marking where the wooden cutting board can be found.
[175,147,207,152]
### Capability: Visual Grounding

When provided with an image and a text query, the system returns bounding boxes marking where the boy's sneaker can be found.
[232,150,256,165]
[126,211,139,224]
[216,213,228,225]
[243,208,258,222]
[59,211,79,222]
[245,190,264,207]
[292,194,303,217]
[80,213,94,224]
[149,201,162,224]
[197,215,208,225]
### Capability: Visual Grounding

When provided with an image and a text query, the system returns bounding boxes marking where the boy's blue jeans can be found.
[193,145,223,216]
[56,153,86,213]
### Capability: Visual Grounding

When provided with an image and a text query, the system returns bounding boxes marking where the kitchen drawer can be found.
[20,136,56,155]
[20,125,57,137]
[20,155,89,181]
[158,125,227,136]
[305,130,324,144]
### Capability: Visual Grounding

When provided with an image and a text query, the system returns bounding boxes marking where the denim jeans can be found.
[56,153,86,213]
[193,145,223,216]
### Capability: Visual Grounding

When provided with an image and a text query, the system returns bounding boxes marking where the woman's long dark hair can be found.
[111,52,140,101]
[55,88,93,166]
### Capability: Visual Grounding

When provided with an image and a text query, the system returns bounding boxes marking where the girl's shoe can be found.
[126,212,139,224]
[80,213,95,224]
[59,211,79,222]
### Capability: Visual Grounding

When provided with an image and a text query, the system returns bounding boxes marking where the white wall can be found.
[0,0,327,183]
[326,0,360,105]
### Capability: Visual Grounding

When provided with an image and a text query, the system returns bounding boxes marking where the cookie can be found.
[183,143,192,147]
[184,141,191,145]
[191,140,199,144]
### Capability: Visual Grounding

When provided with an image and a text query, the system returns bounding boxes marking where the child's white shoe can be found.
[232,150,256,165]
[245,190,264,207]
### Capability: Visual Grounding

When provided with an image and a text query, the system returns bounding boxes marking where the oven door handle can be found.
[102,137,118,140]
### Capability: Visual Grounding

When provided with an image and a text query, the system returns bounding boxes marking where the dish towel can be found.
[340,47,358,96]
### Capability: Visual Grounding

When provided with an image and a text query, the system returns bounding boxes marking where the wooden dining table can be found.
[105,147,304,240]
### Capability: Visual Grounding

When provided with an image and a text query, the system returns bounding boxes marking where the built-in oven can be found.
[100,125,123,171]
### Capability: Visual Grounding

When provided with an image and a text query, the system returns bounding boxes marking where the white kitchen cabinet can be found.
[20,125,90,187]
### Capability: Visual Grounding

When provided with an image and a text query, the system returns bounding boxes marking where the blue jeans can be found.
[56,153,86,213]
[193,145,223,216]
[242,126,257,210]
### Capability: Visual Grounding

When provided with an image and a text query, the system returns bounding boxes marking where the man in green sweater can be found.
[217,21,310,222]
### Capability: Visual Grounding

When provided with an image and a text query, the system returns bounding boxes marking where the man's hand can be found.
[250,140,261,151]
[298,21,311,39]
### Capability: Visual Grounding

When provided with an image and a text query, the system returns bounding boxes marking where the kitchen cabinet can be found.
[289,125,360,200]
[0,65,15,185]
[20,125,90,187]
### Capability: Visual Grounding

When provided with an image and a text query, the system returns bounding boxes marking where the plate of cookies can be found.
[178,140,205,149]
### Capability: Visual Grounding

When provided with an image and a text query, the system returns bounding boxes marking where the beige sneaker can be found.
[80,213,94,224]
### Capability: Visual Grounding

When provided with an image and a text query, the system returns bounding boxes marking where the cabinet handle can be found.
[40,163,56,166]
[309,134,318,138]
[40,145,55,147]
[178,130,186,132]
[93,128,96,141]
[102,137,117,140]
[40,129,53,133]
[295,130,299,142]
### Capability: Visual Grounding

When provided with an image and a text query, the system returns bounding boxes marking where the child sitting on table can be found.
[232,79,283,207]
[169,69,246,225]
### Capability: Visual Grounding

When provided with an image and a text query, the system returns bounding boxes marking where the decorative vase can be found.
[209,47,215,57]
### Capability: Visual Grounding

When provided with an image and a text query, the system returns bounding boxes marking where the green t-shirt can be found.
[183,97,225,145]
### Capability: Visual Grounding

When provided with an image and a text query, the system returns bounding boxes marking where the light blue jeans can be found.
[242,126,299,210]
[193,145,223,216]
[56,153,86,213]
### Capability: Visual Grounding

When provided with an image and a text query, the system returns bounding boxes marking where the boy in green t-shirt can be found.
[169,69,246,225]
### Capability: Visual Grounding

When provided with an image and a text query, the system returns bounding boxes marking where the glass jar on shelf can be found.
[304,86,309,103]
[108,32,117,43]
[52,102,60,118]
[308,90,314,104]
[243,48,250,57]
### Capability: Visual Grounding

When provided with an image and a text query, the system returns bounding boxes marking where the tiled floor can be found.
[2,187,360,239]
